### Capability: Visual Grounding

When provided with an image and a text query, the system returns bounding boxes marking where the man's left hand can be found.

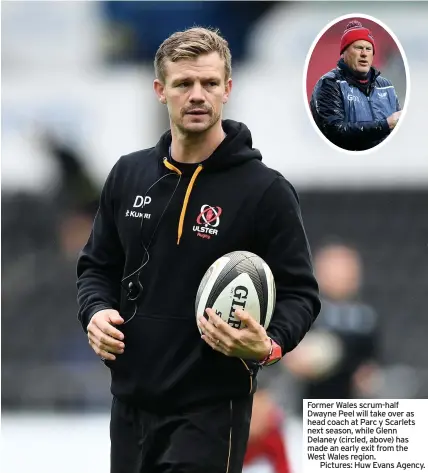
[198,308,271,361]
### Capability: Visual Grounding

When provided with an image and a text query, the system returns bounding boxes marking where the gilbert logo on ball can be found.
[195,251,276,331]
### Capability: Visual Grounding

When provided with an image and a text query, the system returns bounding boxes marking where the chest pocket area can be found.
[118,173,182,253]
[339,82,372,123]
[370,87,396,120]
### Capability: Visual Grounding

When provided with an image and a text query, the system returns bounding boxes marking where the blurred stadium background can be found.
[2,2,427,472]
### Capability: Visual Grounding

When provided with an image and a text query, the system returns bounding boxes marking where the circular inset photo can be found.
[304,14,409,153]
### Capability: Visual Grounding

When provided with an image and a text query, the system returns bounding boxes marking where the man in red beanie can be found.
[310,20,401,151]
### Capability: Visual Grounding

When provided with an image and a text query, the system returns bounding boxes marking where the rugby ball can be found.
[195,251,276,331]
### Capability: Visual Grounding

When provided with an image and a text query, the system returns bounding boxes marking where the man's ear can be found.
[223,78,232,104]
[154,79,166,104]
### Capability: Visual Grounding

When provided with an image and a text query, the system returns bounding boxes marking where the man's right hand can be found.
[387,111,402,130]
[87,309,125,361]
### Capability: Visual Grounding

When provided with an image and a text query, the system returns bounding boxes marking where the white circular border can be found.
[303,12,411,156]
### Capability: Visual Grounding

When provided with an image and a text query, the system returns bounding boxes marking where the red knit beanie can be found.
[340,20,376,55]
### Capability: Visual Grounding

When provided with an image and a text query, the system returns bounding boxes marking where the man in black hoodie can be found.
[77,27,320,473]
[310,20,402,151]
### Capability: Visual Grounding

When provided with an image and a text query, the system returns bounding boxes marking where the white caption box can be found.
[303,399,427,472]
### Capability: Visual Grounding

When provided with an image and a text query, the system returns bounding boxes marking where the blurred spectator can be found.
[284,242,381,405]
[1,132,103,409]
[244,387,292,473]
[42,133,100,215]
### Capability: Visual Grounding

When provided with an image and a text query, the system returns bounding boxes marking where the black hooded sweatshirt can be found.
[77,120,320,412]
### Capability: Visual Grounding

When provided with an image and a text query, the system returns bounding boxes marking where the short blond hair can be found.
[154,27,232,83]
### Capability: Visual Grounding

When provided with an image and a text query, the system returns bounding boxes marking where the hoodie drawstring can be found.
[163,158,182,176]
[163,158,204,245]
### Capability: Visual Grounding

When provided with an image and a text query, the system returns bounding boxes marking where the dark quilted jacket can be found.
[310,59,401,151]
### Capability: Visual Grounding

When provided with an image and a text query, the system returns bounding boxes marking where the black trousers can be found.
[110,395,253,473]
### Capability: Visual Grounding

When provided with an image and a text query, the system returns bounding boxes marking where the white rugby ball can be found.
[195,251,276,331]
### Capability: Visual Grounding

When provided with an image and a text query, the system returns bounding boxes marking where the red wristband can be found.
[259,338,282,367]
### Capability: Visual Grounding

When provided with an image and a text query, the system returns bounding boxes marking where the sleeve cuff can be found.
[381,118,390,135]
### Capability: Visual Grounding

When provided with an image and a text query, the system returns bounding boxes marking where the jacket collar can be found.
[337,58,380,94]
